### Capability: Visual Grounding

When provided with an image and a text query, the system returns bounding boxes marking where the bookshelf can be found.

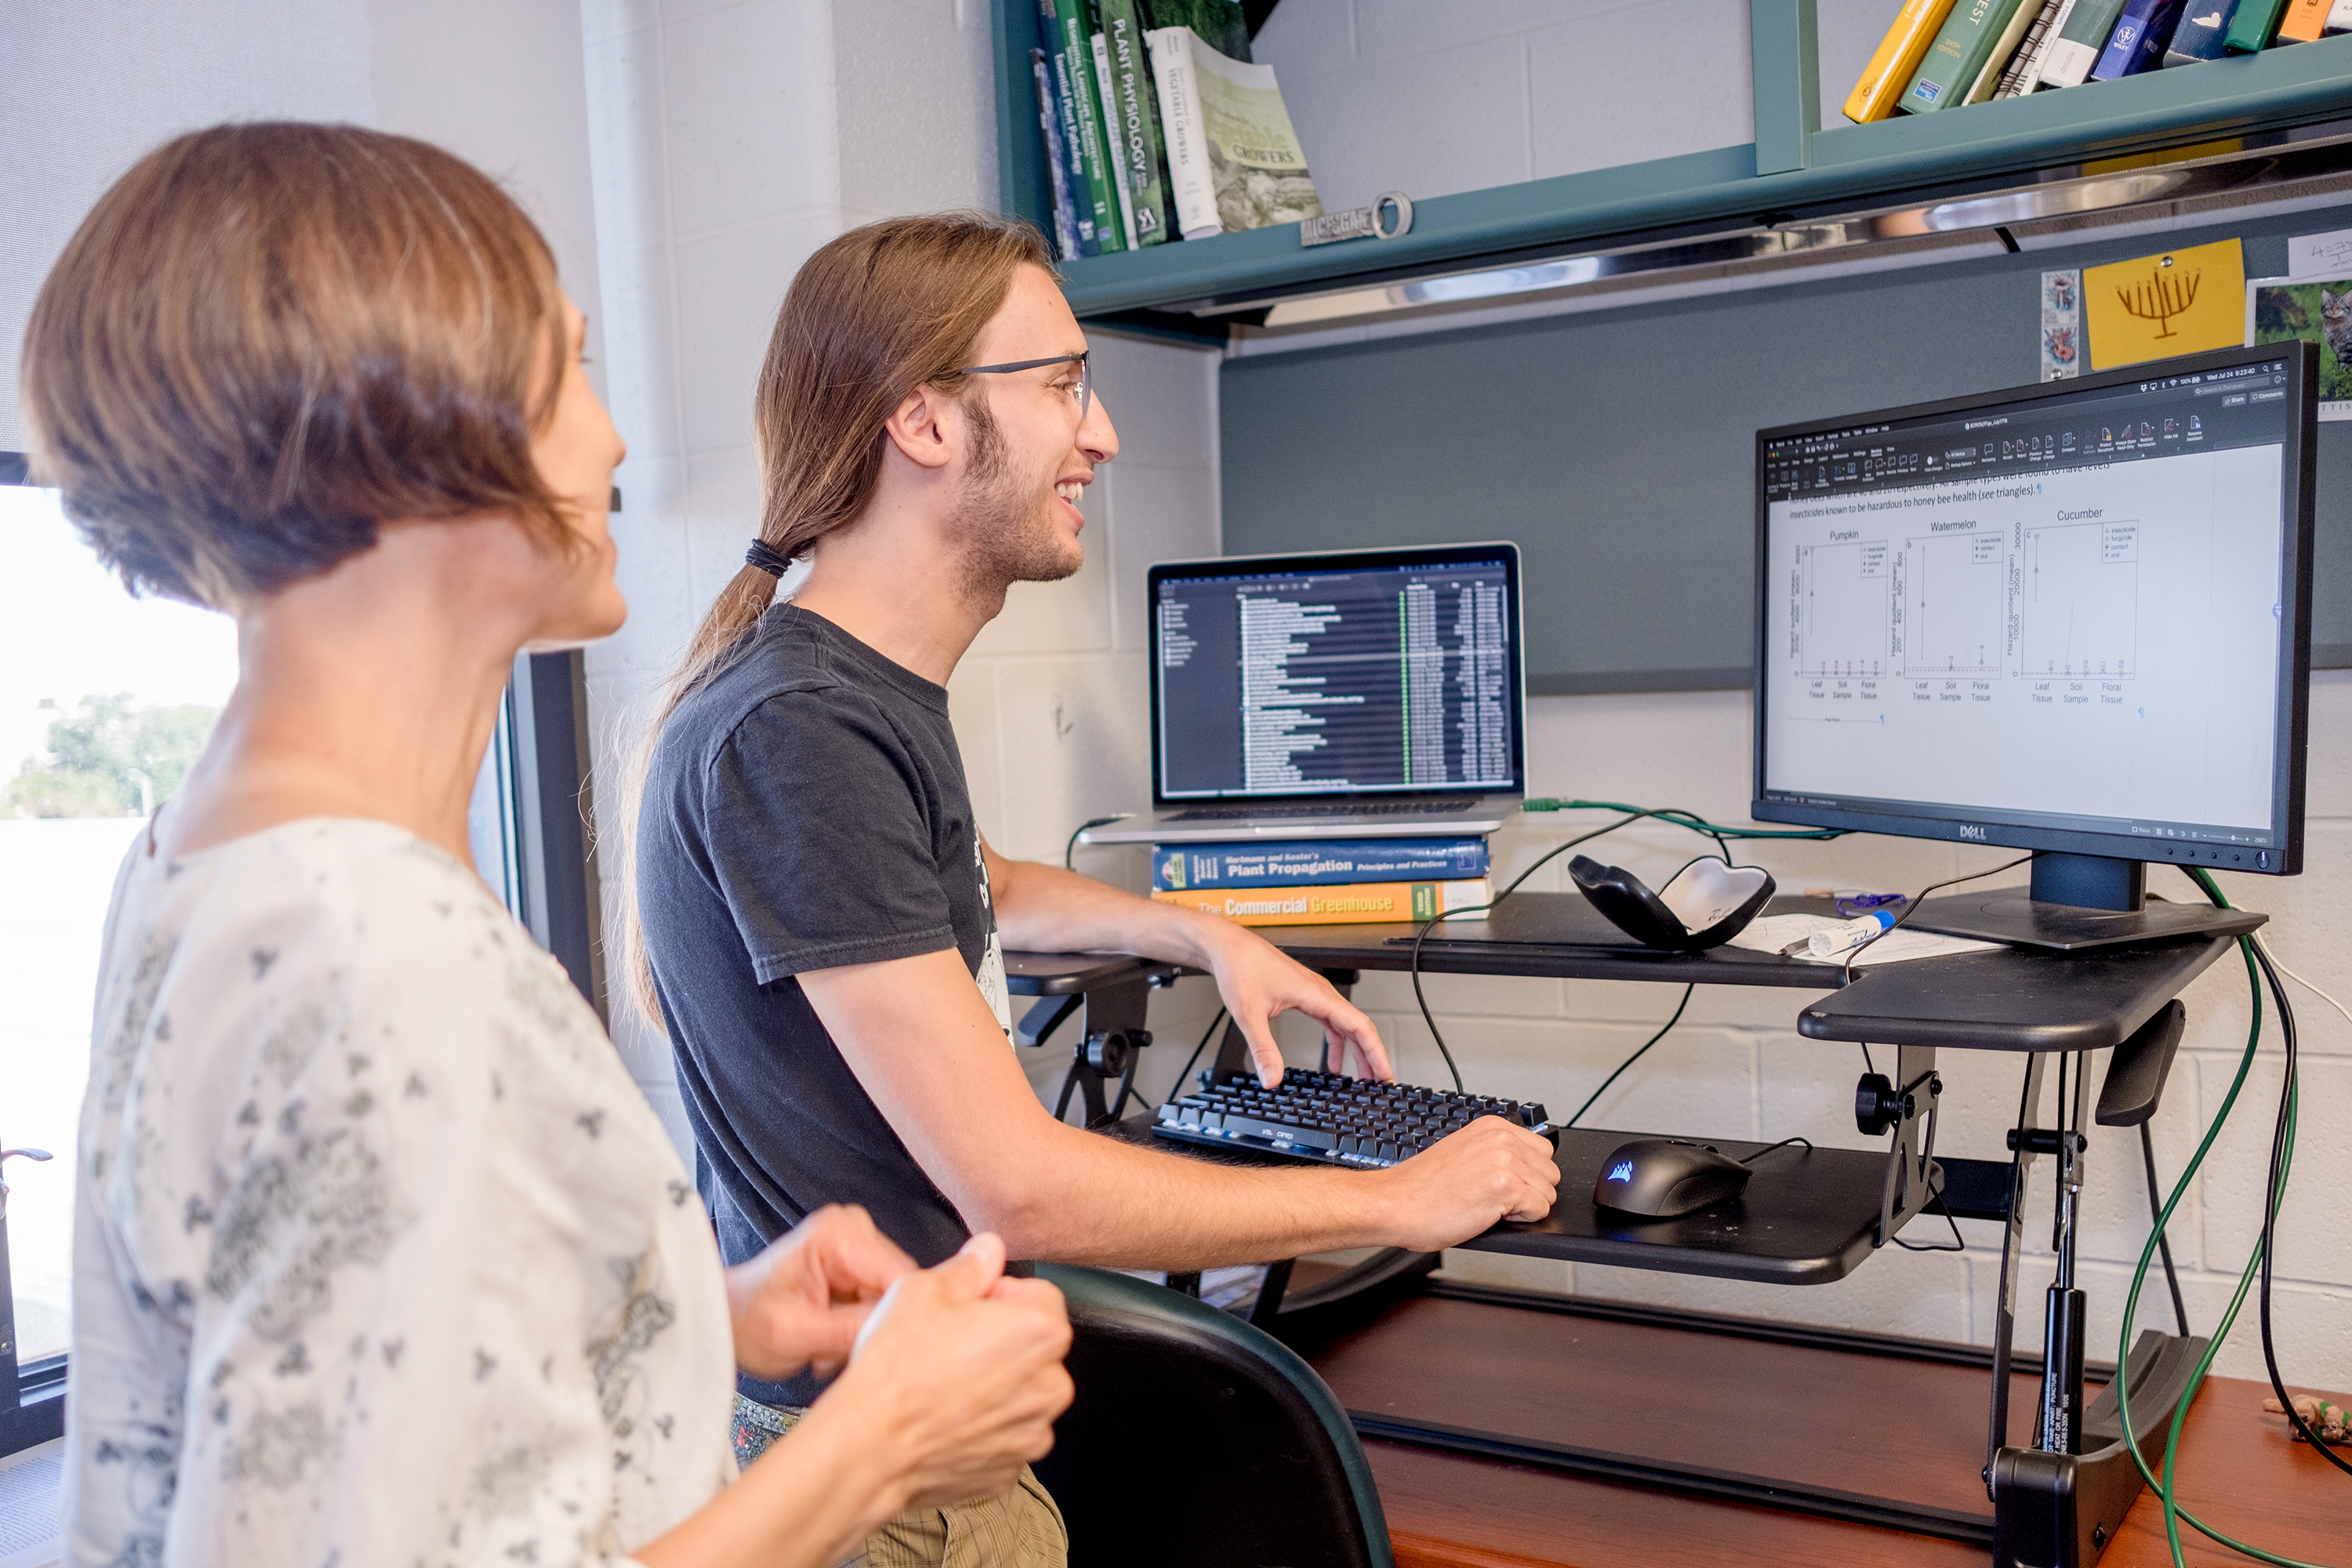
[993,1,2352,328]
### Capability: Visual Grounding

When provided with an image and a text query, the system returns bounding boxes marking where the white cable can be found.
[2253,935,2352,1034]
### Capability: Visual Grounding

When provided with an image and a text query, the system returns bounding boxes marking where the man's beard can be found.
[952,393,1082,602]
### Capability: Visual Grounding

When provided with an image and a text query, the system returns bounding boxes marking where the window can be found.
[0,459,238,1450]
[0,457,607,1456]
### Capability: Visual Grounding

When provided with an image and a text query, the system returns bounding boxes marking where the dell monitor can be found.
[1751,341,2314,949]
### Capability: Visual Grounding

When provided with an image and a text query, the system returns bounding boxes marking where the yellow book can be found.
[1844,0,1962,122]
[1150,878,1490,927]
[2277,0,2332,38]
[2082,239,2245,371]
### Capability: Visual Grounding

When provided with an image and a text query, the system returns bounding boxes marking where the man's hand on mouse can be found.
[1370,1116,1559,1249]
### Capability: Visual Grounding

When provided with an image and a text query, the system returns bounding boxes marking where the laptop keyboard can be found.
[1163,798,1479,822]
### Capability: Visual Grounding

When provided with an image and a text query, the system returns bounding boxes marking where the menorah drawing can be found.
[2115,260,2201,339]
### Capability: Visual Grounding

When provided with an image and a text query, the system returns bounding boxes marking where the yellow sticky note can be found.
[2084,240,2246,371]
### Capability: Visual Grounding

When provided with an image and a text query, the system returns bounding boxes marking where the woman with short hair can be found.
[25,121,1072,1568]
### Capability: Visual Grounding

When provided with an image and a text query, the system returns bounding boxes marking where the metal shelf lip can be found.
[1053,38,2352,321]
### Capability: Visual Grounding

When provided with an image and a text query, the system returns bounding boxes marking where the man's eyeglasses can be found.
[953,351,1091,426]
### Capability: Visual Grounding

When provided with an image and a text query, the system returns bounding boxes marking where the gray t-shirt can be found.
[638,605,1012,1395]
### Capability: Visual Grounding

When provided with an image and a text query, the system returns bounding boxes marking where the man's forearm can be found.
[962,1112,1409,1269]
[985,848,1391,1087]
[989,855,1231,969]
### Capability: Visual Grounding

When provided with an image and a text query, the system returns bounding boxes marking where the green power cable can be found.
[2108,869,2338,1568]
[1521,797,1848,842]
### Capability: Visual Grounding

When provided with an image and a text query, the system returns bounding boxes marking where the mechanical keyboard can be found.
[1151,1068,1552,1168]
[1161,798,1477,822]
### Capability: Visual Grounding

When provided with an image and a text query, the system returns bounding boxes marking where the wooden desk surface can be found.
[1296,1290,2347,1567]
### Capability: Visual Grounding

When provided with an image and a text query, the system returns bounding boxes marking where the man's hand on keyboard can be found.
[1377,1117,1560,1246]
[1194,919,1392,1087]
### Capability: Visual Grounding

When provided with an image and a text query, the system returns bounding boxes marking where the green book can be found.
[2223,0,2288,48]
[1141,0,1252,61]
[1900,0,2032,111]
[1054,0,1124,253]
[2037,0,2135,84]
[1101,0,1172,245]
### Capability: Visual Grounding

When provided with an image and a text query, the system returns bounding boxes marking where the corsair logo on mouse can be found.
[1606,1160,1635,1183]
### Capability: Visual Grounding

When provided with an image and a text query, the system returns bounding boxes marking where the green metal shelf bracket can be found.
[1753,0,1822,175]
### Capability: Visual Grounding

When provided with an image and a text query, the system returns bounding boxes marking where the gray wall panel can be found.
[1221,205,2352,691]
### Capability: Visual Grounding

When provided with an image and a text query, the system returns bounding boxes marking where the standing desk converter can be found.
[1006,891,2295,1568]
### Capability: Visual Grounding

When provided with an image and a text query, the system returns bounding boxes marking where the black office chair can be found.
[1032,1264,1394,1568]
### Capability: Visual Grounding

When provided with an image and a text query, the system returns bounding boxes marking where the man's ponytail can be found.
[614,212,1054,1029]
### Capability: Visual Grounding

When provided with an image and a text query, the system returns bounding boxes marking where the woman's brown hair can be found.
[619,212,1054,1026]
[20,121,573,610]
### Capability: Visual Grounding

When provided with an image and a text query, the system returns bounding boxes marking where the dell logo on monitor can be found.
[1958,824,1987,841]
[1606,1160,1635,1183]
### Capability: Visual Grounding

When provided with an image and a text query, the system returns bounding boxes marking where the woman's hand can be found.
[724,1204,917,1382]
[813,1232,1075,1512]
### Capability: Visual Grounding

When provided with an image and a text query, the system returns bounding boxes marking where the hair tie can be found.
[744,539,794,578]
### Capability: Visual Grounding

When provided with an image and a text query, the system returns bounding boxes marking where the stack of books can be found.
[1843,0,2324,124]
[1149,837,1491,927]
[1029,0,1322,260]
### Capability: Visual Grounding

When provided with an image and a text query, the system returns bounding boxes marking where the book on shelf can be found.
[1844,0,1959,121]
[1087,24,1141,249]
[1030,49,1084,260]
[1036,0,1102,254]
[2224,0,2291,47]
[1150,878,1491,927]
[1052,0,1125,252]
[1965,0,2052,100]
[1997,0,2076,94]
[2091,0,2189,74]
[2040,0,2137,85]
[1152,837,1491,892]
[2272,0,2331,38]
[2164,0,2242,62]
[2329,0,2352,32]
[1100,0,1172,247]
[1146,24,1218,238]
[1900,0,2032,112]
[1142,0,1253,63]
[1146,24,1322,238]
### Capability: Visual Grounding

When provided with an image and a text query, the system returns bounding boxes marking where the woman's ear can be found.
[881,383,956,472]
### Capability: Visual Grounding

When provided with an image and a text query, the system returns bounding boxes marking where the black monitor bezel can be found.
[1146,540,1527,807]
[1751,339,2315,878]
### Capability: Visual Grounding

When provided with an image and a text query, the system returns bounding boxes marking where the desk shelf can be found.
[1263,891,2241,1054]
[1110,1111,1911,1285]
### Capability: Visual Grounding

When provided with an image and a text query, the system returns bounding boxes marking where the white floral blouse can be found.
[64,818,736,1568]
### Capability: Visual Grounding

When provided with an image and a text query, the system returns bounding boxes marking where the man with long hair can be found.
[632,213,1559,1559]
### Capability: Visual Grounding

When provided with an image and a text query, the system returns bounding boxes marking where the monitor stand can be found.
[1907,851,2266,952]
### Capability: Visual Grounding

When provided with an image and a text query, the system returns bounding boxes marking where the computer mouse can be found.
[1592,1138,1751,1218]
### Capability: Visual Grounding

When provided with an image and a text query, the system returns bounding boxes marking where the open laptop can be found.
[1083,543,1526,845]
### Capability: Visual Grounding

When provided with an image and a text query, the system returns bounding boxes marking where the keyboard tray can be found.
[1465,1128,1908,1286]
[1112,1116,1915,1286]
